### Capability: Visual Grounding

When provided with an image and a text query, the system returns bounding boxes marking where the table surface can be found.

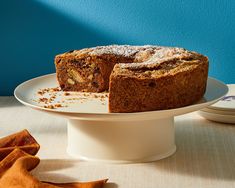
[0,96,235,188]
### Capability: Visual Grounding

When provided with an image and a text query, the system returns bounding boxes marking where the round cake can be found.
[55,45,209,112]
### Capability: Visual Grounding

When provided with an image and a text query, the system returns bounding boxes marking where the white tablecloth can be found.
[0,97,235,188]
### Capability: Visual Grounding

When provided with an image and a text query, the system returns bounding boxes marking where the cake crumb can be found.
[44,103,63,109]
[54,104,62,108]
[39,98,49,103]
[52,87,61,92]
[44,105,55,109]
[35,86,108,110]
[37,91,44,95]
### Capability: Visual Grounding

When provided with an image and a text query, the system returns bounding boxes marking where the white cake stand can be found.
[14,74,228,163]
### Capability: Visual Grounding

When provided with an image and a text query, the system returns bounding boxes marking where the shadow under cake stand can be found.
[14,74,228,163]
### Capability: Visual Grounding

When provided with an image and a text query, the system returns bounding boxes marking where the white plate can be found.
[200,108,235,116]
[198,111,235,124]
[207,84,235,111]
[14,74,228,120]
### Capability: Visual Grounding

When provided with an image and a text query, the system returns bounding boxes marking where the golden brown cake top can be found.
[56,45,208,71]
[119,46,208,70]
[56,45,157,59]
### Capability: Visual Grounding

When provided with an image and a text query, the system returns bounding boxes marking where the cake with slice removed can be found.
[55,45,208,113]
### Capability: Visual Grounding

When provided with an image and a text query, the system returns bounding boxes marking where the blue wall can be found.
[1,0,235,95]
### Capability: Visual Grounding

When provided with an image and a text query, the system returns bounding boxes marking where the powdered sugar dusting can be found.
[119,47,205,70]
[60,45,206,71]
[89,45,158,58]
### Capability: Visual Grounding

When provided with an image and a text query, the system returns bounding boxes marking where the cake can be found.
[55,45,208,113]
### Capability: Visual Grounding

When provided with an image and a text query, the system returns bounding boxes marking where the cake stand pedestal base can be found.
[14,74,228,163]
[67,117,176,163]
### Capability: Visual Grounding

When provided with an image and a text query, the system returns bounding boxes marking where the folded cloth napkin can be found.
[0,129,40,161]
[0,130,107,188]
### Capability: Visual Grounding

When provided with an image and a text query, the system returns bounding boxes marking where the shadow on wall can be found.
[0,0,118,95]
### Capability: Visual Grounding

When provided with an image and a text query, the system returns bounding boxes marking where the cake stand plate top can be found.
[14,74,228,120]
